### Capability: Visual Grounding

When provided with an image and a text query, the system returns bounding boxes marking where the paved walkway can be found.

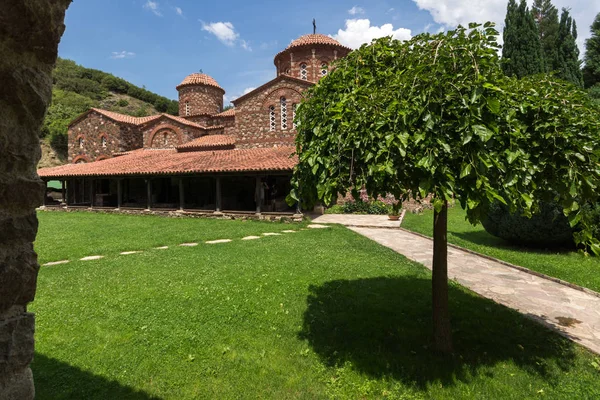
[310,213,402,228]
[348,226,600,355]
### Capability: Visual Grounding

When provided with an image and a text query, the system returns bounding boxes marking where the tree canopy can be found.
[556,8,584,87]
[290,23,600,351]
[532,0,560,72]
[583,12,600,88]
[502,0,544,77]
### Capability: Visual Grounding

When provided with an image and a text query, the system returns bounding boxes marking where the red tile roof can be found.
[216,108,235,117]
[81,108,162,126]
[177,135,236,151]
[275,34,351,61]
[38,147,296,178]
[176,73,224,91]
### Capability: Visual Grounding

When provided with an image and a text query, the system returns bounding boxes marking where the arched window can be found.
[292,104,297,129]
[101,136,107,148]
[163,132,169,146]
[78,137,84,148]
[269,105,276,131]
[185,101,191,116]
[280,97,288,130]
[321,63,328,76]
[300,63,308,80]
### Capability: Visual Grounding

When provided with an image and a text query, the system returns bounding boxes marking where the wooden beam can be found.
[179,178,185,211]
[117,179,122,210]
[215,177,222,212]
[89,178,95,208]
[255,176,262,215]
[60,180,66,206]
[146,179,152,211]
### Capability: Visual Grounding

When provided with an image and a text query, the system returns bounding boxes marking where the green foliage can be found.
[557,9,584,87]
[532,0,560,73]
[502,0,544,77]
[482,201,575,247]
[340,200,392,215]
[583,13,600,88]
[290,23,600,253]
[117,99,129,107]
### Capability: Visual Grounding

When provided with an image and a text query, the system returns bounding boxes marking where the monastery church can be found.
[39,33,352,215]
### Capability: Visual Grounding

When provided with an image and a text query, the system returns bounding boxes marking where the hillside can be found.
[40,58,178,167]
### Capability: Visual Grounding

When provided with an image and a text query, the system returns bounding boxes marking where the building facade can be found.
[39,34,352,215]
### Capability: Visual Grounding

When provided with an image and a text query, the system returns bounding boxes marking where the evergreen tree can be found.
[532,0,560,72]
[583,13,600,88]
[557,8,584,87]
[502,0,544,77]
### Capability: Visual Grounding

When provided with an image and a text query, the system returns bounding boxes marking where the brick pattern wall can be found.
[234,78,309,148]
[68,111,141,163]
[216,115,236,136]
[141,118,204,148]
[276,45,351,83]
[178,85,224,116]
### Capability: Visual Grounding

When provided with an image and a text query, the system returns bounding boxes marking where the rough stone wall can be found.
[276,45,350,83]
[185,114,213,126]
[178,85,224,116]
[141,118,204,148]
[234,78,310,148]
[0,1,71,399]
[217,116,236,137]
[69,112,122,162]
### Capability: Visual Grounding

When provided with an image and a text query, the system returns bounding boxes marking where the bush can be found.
[481,201,575,247]
[327,200,392,215]
[117,99,129,107]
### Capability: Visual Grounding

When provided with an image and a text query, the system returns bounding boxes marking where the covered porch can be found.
[42,173,299,215]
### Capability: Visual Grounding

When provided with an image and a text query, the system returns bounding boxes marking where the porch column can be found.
[116,179,122,210]
[146,178,152,211]
[215,177,222,212]
[89,178,95,208]
[60,180,66,206]
[255,176,262,215]
[42,180,47,206]
[178,178,185,211]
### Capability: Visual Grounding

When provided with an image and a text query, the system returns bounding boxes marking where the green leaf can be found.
[568,212,582,228]
[574,153,586,162]
[473,125,493,142]
[521,193,533,209]
[460,163,472,178]
[433,198,445,213]
[463,133,473,145]
[486,97,500,114]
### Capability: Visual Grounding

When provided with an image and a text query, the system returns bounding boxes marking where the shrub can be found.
[482,201,575,247]
[117,99,129,107]
[341,200,392,215]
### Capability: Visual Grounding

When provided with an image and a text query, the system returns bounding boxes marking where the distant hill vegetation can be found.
[41,58,178,166]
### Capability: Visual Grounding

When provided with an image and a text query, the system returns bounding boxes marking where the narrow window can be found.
[163,132,169,146]
[269,105,276,131]
[321,63,328,76]
[185,101,191,116]
[101,136,107,148]
[292,104,297,129]
[79,137,84,148]
[300,63,308,80]
[280,97,288,130]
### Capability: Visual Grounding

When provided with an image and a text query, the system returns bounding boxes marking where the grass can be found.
[402,207,600,294]
[31,212,600,399]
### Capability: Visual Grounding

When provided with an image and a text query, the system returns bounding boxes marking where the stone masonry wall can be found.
[0,1,71,398]
[234,78,310,148]
[141,117,204,148]
[178,85,224,116]
[276,44,351,83]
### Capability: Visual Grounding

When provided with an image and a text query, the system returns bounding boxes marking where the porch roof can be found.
[38,147,297,179]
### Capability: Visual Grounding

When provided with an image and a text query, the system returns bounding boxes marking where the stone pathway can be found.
[311,214,402,228]
[349,226,600,355]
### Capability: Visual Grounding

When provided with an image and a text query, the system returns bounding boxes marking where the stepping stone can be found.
[206,239,232,244]
[282,230,297,233]
[43,260,70,266]
[155,246,169,250]
[262,232,282,236]
[120,251,142,255]
[242,236,261,240]
[80,256,104,261]
[179,243,198,247]
[307,224,330,229]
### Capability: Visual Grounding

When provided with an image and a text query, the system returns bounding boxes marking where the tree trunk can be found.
[432,200,453,353]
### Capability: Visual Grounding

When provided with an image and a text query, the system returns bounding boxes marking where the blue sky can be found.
[59,0,597,104]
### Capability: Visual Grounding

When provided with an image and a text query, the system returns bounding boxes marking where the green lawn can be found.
[402,207,600,294]
[31,212,600,399]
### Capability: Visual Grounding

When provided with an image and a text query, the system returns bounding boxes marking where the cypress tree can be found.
[557,8,584,87]
[583,13,600,88]
[502,0,544,77]
[532,0,560,72]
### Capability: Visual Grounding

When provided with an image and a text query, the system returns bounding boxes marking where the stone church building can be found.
[38,34,351,215]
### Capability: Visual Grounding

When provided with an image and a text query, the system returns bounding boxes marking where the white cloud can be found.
[411,0,599,54]
[333,19,412,49]
[175,7,183,16]
[226,87,257,104]
[201,21,239,46]
[111,51,136,59]
[242,87,256,95]
[240,40,252,51]
[143,1,162,17]
[348,6,365,15]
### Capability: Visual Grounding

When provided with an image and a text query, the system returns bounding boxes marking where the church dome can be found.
[286,34,348,51]
[176,73,224,92]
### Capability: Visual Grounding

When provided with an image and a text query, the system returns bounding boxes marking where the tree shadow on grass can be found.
[32,353,161,400]
[450,230,576,255]
[299,276,577,389]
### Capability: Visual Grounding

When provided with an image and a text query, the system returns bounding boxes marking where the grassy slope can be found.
[31,212,600,399]
[402,207,600,293]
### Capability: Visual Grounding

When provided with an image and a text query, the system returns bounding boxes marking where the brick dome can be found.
[176,73,224,92]
[287,34,347,51]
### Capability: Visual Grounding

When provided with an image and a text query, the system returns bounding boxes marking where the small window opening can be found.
[300,63,308,80]
[269,105,276,131]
